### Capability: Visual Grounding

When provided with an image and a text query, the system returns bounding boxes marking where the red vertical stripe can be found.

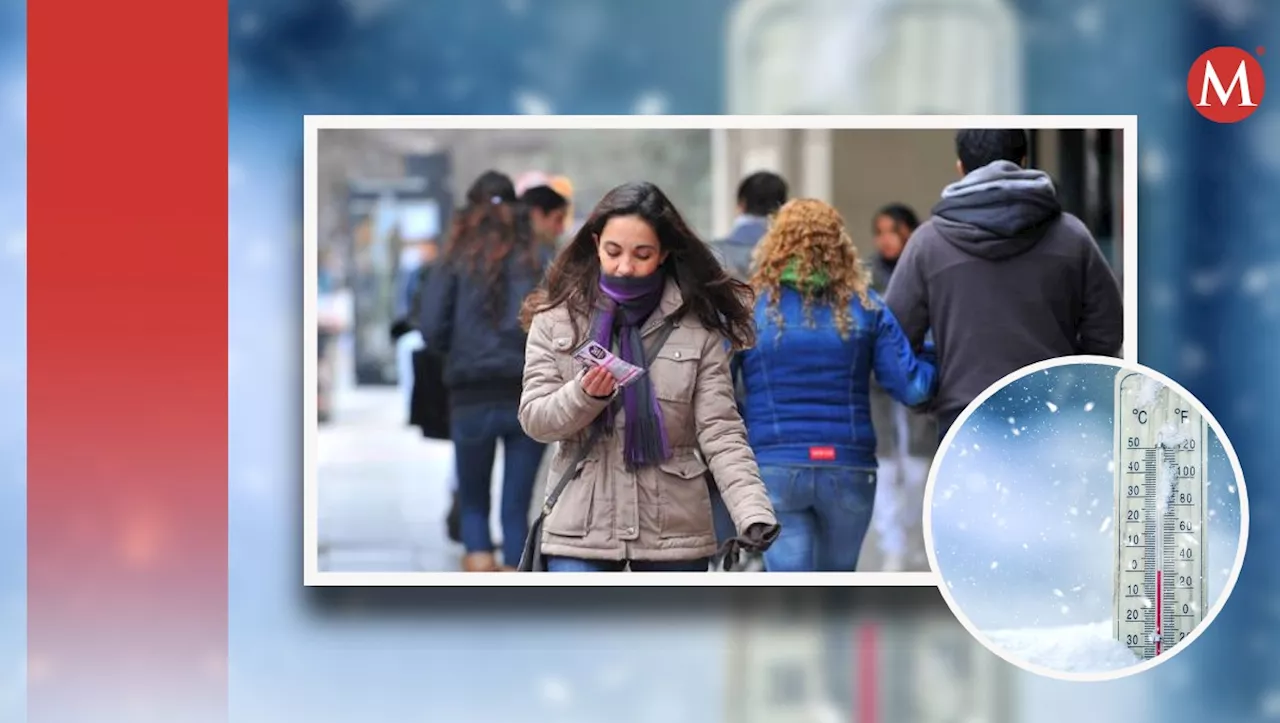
[28,0,228,720]
[856,623,879,723]
[1155,569,1163,655]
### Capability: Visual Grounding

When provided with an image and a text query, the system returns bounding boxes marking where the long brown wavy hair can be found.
[520,181,756,350]
[445,170,540,324]
[750,198,875,340]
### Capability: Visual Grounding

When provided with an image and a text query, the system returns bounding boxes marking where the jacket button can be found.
[626,526,635,534]
[674,352,681,359]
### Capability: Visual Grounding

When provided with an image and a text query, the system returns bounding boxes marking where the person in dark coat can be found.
[885,129,1124,442]
[418,170,552,572]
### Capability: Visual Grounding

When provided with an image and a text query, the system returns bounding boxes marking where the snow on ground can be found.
[984,620,1140,673]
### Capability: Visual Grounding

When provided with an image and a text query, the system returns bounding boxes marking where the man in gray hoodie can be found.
[885,129,1124,441]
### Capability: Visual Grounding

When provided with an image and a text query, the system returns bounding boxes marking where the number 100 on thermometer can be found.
[1113,372,1208,660]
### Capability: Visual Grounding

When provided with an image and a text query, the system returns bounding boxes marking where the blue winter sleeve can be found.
[871,300,937,407]
[418,264,458,353]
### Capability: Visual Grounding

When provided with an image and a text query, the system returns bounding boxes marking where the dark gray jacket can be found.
[418,249,550,408]
[885,161,1124,416]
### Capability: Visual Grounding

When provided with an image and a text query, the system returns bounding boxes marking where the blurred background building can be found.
[319,126,1124,387]
[713,128,1124,288]
[317,127,712,385]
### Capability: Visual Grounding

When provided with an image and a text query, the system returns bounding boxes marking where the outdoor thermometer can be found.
[1113,372,1208,660]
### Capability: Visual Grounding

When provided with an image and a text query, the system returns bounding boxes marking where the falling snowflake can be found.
[1141,147,1168,184]
[1195,0,1260,28]
[1250,111,1280,172]
[1241,266,1270,296]
[237,12,261,36]
[3,74,24,126]
[228,160,246,190]
[514,90,554,115]
[538,675,571,706]
[1073,3,1103,37]
[1181,344,1208,374]
[3,228,23,258]
[632,90,669,115]
[245,236,275,271]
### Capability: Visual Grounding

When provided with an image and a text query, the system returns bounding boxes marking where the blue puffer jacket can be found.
[737,285,937,468]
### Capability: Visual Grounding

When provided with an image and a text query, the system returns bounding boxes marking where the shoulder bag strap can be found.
[540,315,680,516]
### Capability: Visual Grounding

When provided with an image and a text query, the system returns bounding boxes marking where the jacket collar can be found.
[642,275,685,336]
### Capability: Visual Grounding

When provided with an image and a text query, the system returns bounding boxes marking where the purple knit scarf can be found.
[590,272,671,469]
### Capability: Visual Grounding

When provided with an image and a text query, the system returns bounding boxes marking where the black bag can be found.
[518,317,680,572]
[409,348,451,440]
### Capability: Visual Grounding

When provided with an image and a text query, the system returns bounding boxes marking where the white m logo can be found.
[1197,59,1258,107]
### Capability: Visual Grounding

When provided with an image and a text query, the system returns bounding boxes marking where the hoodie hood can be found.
[930,160,1063,260]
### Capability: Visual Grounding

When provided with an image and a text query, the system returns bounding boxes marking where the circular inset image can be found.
[923,356,1249,682]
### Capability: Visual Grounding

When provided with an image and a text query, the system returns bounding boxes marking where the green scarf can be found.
[780,258,830,292]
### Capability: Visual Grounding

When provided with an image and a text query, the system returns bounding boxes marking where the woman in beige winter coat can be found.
[518,181,780,572]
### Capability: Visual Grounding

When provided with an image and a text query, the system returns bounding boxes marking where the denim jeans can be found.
[759,464,877,572]
[451,402,547,566]
[545,556,711,572]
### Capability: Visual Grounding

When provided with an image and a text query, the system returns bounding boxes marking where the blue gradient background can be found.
[6,0,1280,720]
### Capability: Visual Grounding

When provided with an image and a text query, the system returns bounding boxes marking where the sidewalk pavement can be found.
[315,386,930,573]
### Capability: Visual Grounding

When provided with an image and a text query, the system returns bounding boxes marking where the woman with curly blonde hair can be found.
[735,198,937,572]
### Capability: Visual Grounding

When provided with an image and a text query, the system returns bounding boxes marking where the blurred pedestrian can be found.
[737,199,937,572]
[706,170,789,566]
[866,201,933,571]
[517,171,572,252]
[419,170,551,572]
[518,181,779,572]
[885,129,1124,442]
[710,171,789,282]
[869,203,920,293]
[548,175,576,234]
[390,238,439,416]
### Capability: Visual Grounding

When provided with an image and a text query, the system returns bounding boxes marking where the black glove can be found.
[715,522,781,571]
[741,522,780,553]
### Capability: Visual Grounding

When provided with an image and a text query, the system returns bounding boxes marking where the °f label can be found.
[1113,372,1209,660]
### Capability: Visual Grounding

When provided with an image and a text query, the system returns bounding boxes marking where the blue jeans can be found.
[759,464,877,572]
[546,556,711,572]
[451,402,547,566]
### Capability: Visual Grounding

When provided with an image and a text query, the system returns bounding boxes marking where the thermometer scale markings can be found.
[1113,372,1208,661]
